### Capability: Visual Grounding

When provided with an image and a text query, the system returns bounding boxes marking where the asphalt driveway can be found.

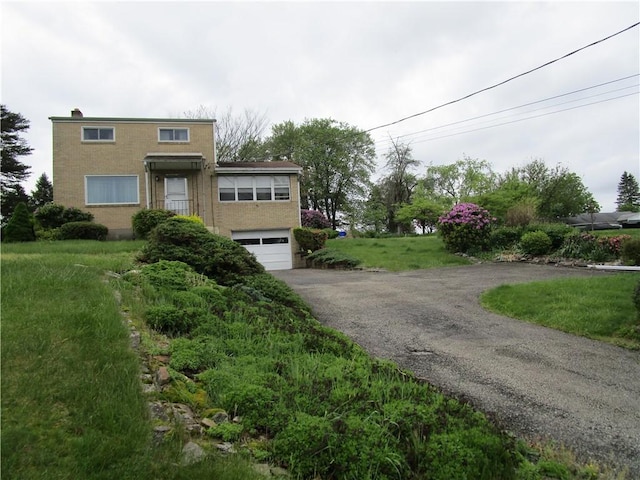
[273,263,640,476]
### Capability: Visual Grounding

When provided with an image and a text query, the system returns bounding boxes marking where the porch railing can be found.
[154,199,194,216]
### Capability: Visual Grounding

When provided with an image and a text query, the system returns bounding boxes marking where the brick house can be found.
[50,109,303,270]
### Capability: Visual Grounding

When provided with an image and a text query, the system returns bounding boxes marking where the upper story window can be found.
[218,175,290,202]
[159,128,189,142]
[82,126,115,142]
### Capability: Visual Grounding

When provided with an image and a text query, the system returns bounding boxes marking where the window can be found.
[159,128,189,142]
[217,176,291,202]
[85,175,139,205]
[82,127,114,141]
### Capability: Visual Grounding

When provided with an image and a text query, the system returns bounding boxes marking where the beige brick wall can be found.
[52,118,215,235]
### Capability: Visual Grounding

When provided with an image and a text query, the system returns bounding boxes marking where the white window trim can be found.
[81,126,115,142]
[218,176,290,202]
[158,127,190,143]
[85,175,140,205]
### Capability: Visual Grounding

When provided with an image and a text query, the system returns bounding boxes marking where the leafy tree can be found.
[509,159,593,220]
[616,171,640,212]
[267,118,376,229]
[2,201,35,242]
[357,186,389,234]
[183,105,269,162]
[29,173,53,211]
[1,105,33,225]
[474,177,536,224]
[396,197,445,234]
[585,195,601,231]
[422,156,496,205]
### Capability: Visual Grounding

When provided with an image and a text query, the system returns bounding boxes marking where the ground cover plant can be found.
[324,235,472,271]
[480,274,640,349]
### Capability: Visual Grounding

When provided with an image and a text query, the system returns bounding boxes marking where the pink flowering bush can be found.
[437,203,494,254]
[558,232,632,262]
[301,209,331,229]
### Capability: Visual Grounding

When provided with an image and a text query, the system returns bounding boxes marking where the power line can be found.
[365,22,640,133]
[381,91,638,147]
[373,75,639,148]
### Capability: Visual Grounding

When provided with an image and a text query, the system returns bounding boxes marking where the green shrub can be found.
[145,304,203,336]
[131,208,175,239]
[305,248,362,269]
[34,202,94,229]
[241,273,310,315]
[525,223,574,250]
[519,231,552,256]
[174,214,204,225]
[58,221,108,241]
[293,227,328,252]
[633,280,640,320]
[2,202,35,243]
[139,260,212,291]
[139,217,264,286]
[558,232,618,262]
[170,336,224,373]
[437,203,494,254]
[621,237,640,266]
[489,226,523,249]
[206,422,244,442]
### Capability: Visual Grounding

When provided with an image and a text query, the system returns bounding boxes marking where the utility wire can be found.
[374,74,639,145]
[365,22,640,133]
[373,77,640,148]
[377,91,638,147]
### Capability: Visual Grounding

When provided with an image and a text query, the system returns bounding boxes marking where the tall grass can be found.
[326,236,471,271]
[1,241,264,480]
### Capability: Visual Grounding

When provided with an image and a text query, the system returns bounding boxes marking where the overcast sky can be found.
[2,1,638,212]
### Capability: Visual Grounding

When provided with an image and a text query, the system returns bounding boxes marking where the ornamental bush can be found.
[300,209,331,229]
[437,203,494,254]
[524,223,574,250]
[35,202,94,229]
[139,217,264,285]
[293,227,328,252]
[131,208,176,239]
[58,221,108,241]
[621,237,640,266]
[489,226,523,249]
[2,202,36,243]
[519,231,552,256]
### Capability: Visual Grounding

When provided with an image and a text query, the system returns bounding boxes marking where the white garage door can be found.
[232,229,292,271]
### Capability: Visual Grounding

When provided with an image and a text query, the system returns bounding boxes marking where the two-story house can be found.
[50,109,303,270]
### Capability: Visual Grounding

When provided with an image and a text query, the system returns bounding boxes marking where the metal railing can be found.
[154,199,194,216]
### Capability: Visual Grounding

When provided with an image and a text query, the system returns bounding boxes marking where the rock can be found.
[172,404,201,434]
[149,401,170,421]
[181,441,206,465]
[155,366,170,386]
[216,442,236,454]
[152,425,171,445]
[212,411,229,424]
[270,466,290,477]
[201,417,217,428]
[253,463,271,476]
[130,330,140,349]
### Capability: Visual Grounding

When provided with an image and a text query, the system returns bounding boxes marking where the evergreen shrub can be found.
[131,208,176,239]
[139,217,264,285]
[2,202,35,242]
[525,223,574,250]
[489,226,523,249]
[58,221,108,241]
[519,231,552,256]
[293,227,328,252]
[621,237,640,266]
[35,202,94,229]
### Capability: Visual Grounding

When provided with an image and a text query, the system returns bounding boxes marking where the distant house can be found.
[50,109,303,270]
[562,212,640,230]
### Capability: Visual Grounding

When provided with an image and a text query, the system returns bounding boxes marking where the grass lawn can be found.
[326,235,471,271]
[480,273,640,349]
[1,240,264,480]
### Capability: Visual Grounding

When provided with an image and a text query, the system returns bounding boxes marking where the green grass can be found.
[326,235,471,271]
[591,228,640,238]
[481,273,640,349]
[0,241,265,480]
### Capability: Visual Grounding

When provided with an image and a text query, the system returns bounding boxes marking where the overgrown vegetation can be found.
[293,226,328,252]
[305,247,362,269]
[132,208,176,239]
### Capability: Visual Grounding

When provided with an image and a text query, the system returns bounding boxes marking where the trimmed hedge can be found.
[293,227,328,252]
[58,221,108,241]
[519,231,552,256]
[131,208,176,239]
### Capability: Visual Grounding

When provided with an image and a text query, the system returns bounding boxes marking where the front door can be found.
[165,177,189,215]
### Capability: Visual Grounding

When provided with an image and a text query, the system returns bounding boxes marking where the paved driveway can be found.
[273,263,640,475]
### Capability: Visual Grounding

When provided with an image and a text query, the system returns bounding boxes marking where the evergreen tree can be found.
[1,105,33,225]
[616,171,640,212]
[2,201,35,242]
[29,173,54,211]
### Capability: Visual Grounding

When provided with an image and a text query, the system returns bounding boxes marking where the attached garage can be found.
[232,229,293,271]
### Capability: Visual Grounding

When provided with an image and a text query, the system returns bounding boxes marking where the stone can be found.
[149,401,170,421]
[212,411,229,424]
[216,442,236,454]
[130,330,140,349]
[152,425,171,445]
[201,417,217,428]
[270,466,290,477]
[253,463,271,476]
[155,366,170,386]
[181,441,206,465]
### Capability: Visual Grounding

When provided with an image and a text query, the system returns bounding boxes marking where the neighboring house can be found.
[50,109,303,270]
[562,212,640,230]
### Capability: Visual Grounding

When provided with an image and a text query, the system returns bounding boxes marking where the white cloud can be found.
[1,0,638,211]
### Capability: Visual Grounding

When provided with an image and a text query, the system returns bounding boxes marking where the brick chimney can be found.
[71,108,83,118]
